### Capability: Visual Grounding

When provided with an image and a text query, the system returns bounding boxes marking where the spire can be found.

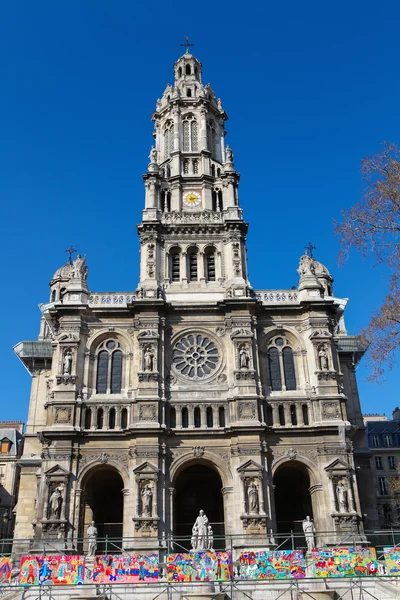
[180,36,195,55]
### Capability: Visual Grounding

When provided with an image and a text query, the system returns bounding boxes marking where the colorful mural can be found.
[383,547,400,576]
[19,556,85,585]
[166,552,232,582]
[312,548,378,578]
[239,550,306,579]
[0,557,12,584]
[92,554,158,583]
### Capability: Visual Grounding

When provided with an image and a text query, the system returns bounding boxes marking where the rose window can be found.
[172,334,219,379]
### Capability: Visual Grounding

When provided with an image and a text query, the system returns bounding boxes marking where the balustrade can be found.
[168,404,228,429]
[81,404,130,431]
[267,402,311,428]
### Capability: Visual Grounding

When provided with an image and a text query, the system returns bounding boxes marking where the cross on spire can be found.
[65,245,77,265]
[180,36,195,54]
[304,241,316,258]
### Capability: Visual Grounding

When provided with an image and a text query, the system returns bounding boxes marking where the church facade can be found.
[13,49,370,556]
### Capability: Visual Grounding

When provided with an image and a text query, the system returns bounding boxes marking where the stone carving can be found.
[100,453,110,464]
[149,147,157,164]
[172,334,220,380]
[87,521,98,557]
[247,481,259,514]
[139,404,157,421]
[321,402,340,419]
[192,446,205,458]
[287,448,297,460]
[190,510,209,551]
[239,344,250,369]
[302,516,316,552]
[216,327,226,337]
[162,211,223,225]
[55,407,72,424]
[336,479,349,513]
[72,254,88,280]
[144,346,155,372]
[297,252,316,277]
[207,525,214,551]
[62,349,72,375]
[225,145,233,162]
[238,402,256,420]
[49,487,63,520]
[141,485,153,517]
[217,373,227,384]
[318,345,329,370]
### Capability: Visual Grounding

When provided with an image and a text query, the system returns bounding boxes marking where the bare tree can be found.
[335,142,400,380]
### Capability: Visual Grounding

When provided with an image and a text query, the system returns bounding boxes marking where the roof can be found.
[366,421,400,435]
[0,428,23,456]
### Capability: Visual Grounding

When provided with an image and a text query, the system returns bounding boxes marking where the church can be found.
[13,45,370,559]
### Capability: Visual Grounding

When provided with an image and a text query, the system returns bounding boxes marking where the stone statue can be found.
[247,481,259,514]
[239,345,250,369]
[87,521,98,557]
[62,349,72,375]
[49,487,62,520]
[149,147,157,164]
[302,516,315,552]
[72,254,88,280]
[207,525,214,551]
[144,347,155,372]
[142,485,153,517]
[191,510,209,551]
[225,145,233,162]
[336,479,349,513]
[318,346,329,371]
[298,253,315,277]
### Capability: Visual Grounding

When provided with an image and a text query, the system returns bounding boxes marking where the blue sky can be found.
[1,1,400,422]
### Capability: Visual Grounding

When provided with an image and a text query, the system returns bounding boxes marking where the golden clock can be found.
[183,190,202,207]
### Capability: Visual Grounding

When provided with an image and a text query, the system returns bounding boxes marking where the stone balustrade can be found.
[81,403,130,430]
[255,290,300,304]
[88,293,136,307]
[266,401,312,428]
[169,404,228,429]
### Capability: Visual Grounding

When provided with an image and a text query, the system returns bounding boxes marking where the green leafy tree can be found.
[335,142,400,380]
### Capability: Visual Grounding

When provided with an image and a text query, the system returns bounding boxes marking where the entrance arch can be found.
[80,466,124,551]
[273,463,313,535]
[174,464,225,548]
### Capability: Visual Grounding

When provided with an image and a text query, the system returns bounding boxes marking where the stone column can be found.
[168,487,175,537]
[173,108,180,153]
[181,252,187,283]
[135,481,141,518]
[212,405,218,428]
[284,404,291,426]
[200,107,207,152]
[200,404,207,427]
[60,485,67,521]
[272,404,280,427]
[188,406,194,429]
[122,488,130,541]
[198,252,205,283]
[153,480,158,518]
[176,406,182,429]
[116,408,121,430]
[297,404,304,426]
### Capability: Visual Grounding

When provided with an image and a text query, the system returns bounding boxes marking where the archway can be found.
[174,464,224,549]
[80,466,124,551]
[273,463,313,537]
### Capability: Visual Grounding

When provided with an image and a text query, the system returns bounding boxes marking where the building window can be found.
[170,248,181,282]
[97,408,104,430]
[0,441,10,455]
[206,407,213,428]
[185,64,191,75]
[375,456,383,470]
[121,408,128,429]
[302,404,309,425]
[384,435,393,447]
[290,404,297,426]
[96,340,123,394]
[207,123,217,158]
[84,409,92,430]
[182,407,189,428]
[389,456,397,470]
[278,405,285,426]
[205,249,216,282]
[219,406,225,427]
[182,116,198,152]
[188,249,198,281]
[371,435,380,447]
[378,477,388,495]
[164,123,174,159]
[183,159,189,174]
[267,336,297,391]
[170,407,176,428]
[193,159,198,174]
[109,408,116,429]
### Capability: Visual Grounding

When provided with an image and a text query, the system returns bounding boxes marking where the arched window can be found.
[170,248,181,282]
[178,67,182,77]
[194,406,201,428]
[51,289,56,302]
[187,88,192,97]
[302,404,309,426]
[109,408,116,429]
[121,408,128,429]
[183,159,189,174]
[187,248,198,282]
[267,336,297,392]
[95,340,123,394]
[97,408,104,430]
[193,159,198,174]
[186,64,191,75]
[206,407,213,428]
[266,405,273,426]
[84,409,92,430]
[164,122,174,160]
[207,123,217,158]
[205,248,216,282]
[278,405,285,426]
[182,407,189,428]
[219,406,225,427]
[290,404,297,426]
[182,115,198,152]
[211,164,216,177]
[212,190,217,211]
[170,406,176,428]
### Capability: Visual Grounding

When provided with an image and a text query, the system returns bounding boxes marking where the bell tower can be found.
[138,42,249,300]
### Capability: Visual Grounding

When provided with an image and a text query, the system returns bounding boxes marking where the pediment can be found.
[237,459,263,473]
[230,329,252,340]
[324,458,352,472]
[137,330,159,340]
[44,464,70,477]
[0,437,12,443]
[309,330,332,341]
[132,461,158,475]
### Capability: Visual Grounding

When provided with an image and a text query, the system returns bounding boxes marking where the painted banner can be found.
[239,550,306,579]
[0,557,12,584]
[20,556,85,585]
[312,547,378,578]
[92,554,158,583]
[166,552,232,582]
[383,547,400,576]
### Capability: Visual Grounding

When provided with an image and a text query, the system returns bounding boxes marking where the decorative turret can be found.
[49,248,89,305]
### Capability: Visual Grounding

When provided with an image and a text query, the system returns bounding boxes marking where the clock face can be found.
[183,190,202,207]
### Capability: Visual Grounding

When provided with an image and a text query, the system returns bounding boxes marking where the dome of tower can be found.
[51,262,73,282]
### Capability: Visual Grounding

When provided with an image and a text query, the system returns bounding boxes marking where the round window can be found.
[172,334,220,380]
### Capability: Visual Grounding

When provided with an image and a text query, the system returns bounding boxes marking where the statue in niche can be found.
[144,347,155,372]
[62,349,72,375]
[72,254,88,280]
[87,521,98,557]
[225,145,233,162]
[336,479,349,513]
[49,487,63,520]
[302,516,316,552]
[141,485,153,517]
[239,344,250,369]
[191,510,209,551]
[207,525,214,551]
[318,346,329,371]
[247,481,259,514]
